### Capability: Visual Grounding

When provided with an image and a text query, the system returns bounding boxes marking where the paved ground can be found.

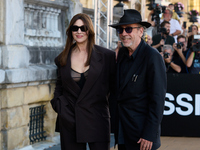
[42,136,200,150]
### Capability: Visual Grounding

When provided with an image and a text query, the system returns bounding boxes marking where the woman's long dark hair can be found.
[59,13,95,66]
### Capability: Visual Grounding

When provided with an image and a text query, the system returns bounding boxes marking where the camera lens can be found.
[164,52,169,58]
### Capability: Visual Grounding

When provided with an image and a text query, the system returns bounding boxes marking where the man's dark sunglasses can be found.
[117,26,140,34]
[71,25,88,32]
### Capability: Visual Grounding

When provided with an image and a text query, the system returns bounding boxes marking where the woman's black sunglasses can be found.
[117,26,140,34]
[71,25,88,32]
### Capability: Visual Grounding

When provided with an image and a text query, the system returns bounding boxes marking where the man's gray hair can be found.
[137,24,147,39]
[162,44,174,53]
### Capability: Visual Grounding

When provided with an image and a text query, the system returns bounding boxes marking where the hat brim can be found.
[109,21,151,28]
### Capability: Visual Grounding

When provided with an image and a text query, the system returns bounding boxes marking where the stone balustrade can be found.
[24,3,62,47]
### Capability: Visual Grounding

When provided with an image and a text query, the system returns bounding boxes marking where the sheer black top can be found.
[71,68,89,89]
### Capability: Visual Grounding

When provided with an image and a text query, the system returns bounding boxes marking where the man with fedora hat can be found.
[109,9,167,150]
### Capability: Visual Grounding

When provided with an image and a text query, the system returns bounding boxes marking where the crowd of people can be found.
[146,3,200,74]
[50,5,199,150]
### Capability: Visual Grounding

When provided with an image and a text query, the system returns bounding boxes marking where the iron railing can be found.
[29,105,47,144]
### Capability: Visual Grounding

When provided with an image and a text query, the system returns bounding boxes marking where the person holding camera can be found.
[152,21,175,52]
[161,44,181,73]
[186,39,200,74]
[161,9,181,43]
[173,35,189,73]
[187,25,199,49]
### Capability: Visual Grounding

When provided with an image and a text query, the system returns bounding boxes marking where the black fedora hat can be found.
[109,9,151,28]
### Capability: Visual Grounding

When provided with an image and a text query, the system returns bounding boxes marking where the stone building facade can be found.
[0,0,78,149]
[0,0,121,149]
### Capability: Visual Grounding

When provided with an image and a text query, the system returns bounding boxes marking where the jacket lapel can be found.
[61,50,81,98]
[116,47,125,90]
[119,41,147,92]
[77,47,103,103]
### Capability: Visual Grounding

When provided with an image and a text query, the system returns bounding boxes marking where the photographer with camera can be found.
[147,3,163,37]
[161,9,181,43]
[161,44,181,73]
[187,24,199,49]
[186,36,200,74]
[173,35,189,73]
[152,21,175,52]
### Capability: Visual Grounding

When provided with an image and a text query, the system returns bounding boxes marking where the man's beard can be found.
[166,30,170,35]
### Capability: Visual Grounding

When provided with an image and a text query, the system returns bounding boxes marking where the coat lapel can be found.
[116,47,125,90]
[61,50,81,98]
[119,41,147,92]
[77,47,103,103]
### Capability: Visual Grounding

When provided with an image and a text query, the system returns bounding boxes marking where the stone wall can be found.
[0,82,56,149]
[0,0,72,149]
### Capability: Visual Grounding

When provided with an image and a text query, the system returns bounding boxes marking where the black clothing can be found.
[118,42,142,144]
[115,39,167,150]
[51,44,116,150]
[60,125,110,150]
[165,55,181,73]
[71,68,89,89]
[173,49,189,73]
[188,51,200,74]
[152,34,175,52]
[187,35,193,49]
[119,41,141,88]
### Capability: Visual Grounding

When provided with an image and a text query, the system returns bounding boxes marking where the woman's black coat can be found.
[51,45,116,143]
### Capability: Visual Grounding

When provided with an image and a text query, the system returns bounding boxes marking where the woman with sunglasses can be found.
[50,13,116,150]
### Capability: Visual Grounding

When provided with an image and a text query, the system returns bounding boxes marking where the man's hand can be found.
[173,43,183,56]
[173,43,177,50]
[173,43,182,54]
[137,138,153,150]
[164,56,171,64]
[159,39,164,46]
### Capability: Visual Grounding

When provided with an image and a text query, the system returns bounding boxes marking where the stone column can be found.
[1,0,30,69]
[0,0,4,44]
[0,0,5,87]
[0,0,30,149]
[0,89,2,150]
[66,0,83,27]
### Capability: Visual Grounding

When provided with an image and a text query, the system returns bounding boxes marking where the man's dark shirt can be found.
[173,49,189,73]
[165,55,181,73]
[152,34,175,52]
[119,41,142,88]
[118,40,142,144]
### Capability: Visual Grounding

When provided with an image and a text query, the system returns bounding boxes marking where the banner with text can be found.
[161,74,200,137]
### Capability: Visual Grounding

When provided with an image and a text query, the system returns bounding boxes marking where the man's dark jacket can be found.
[115,40,167,150]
